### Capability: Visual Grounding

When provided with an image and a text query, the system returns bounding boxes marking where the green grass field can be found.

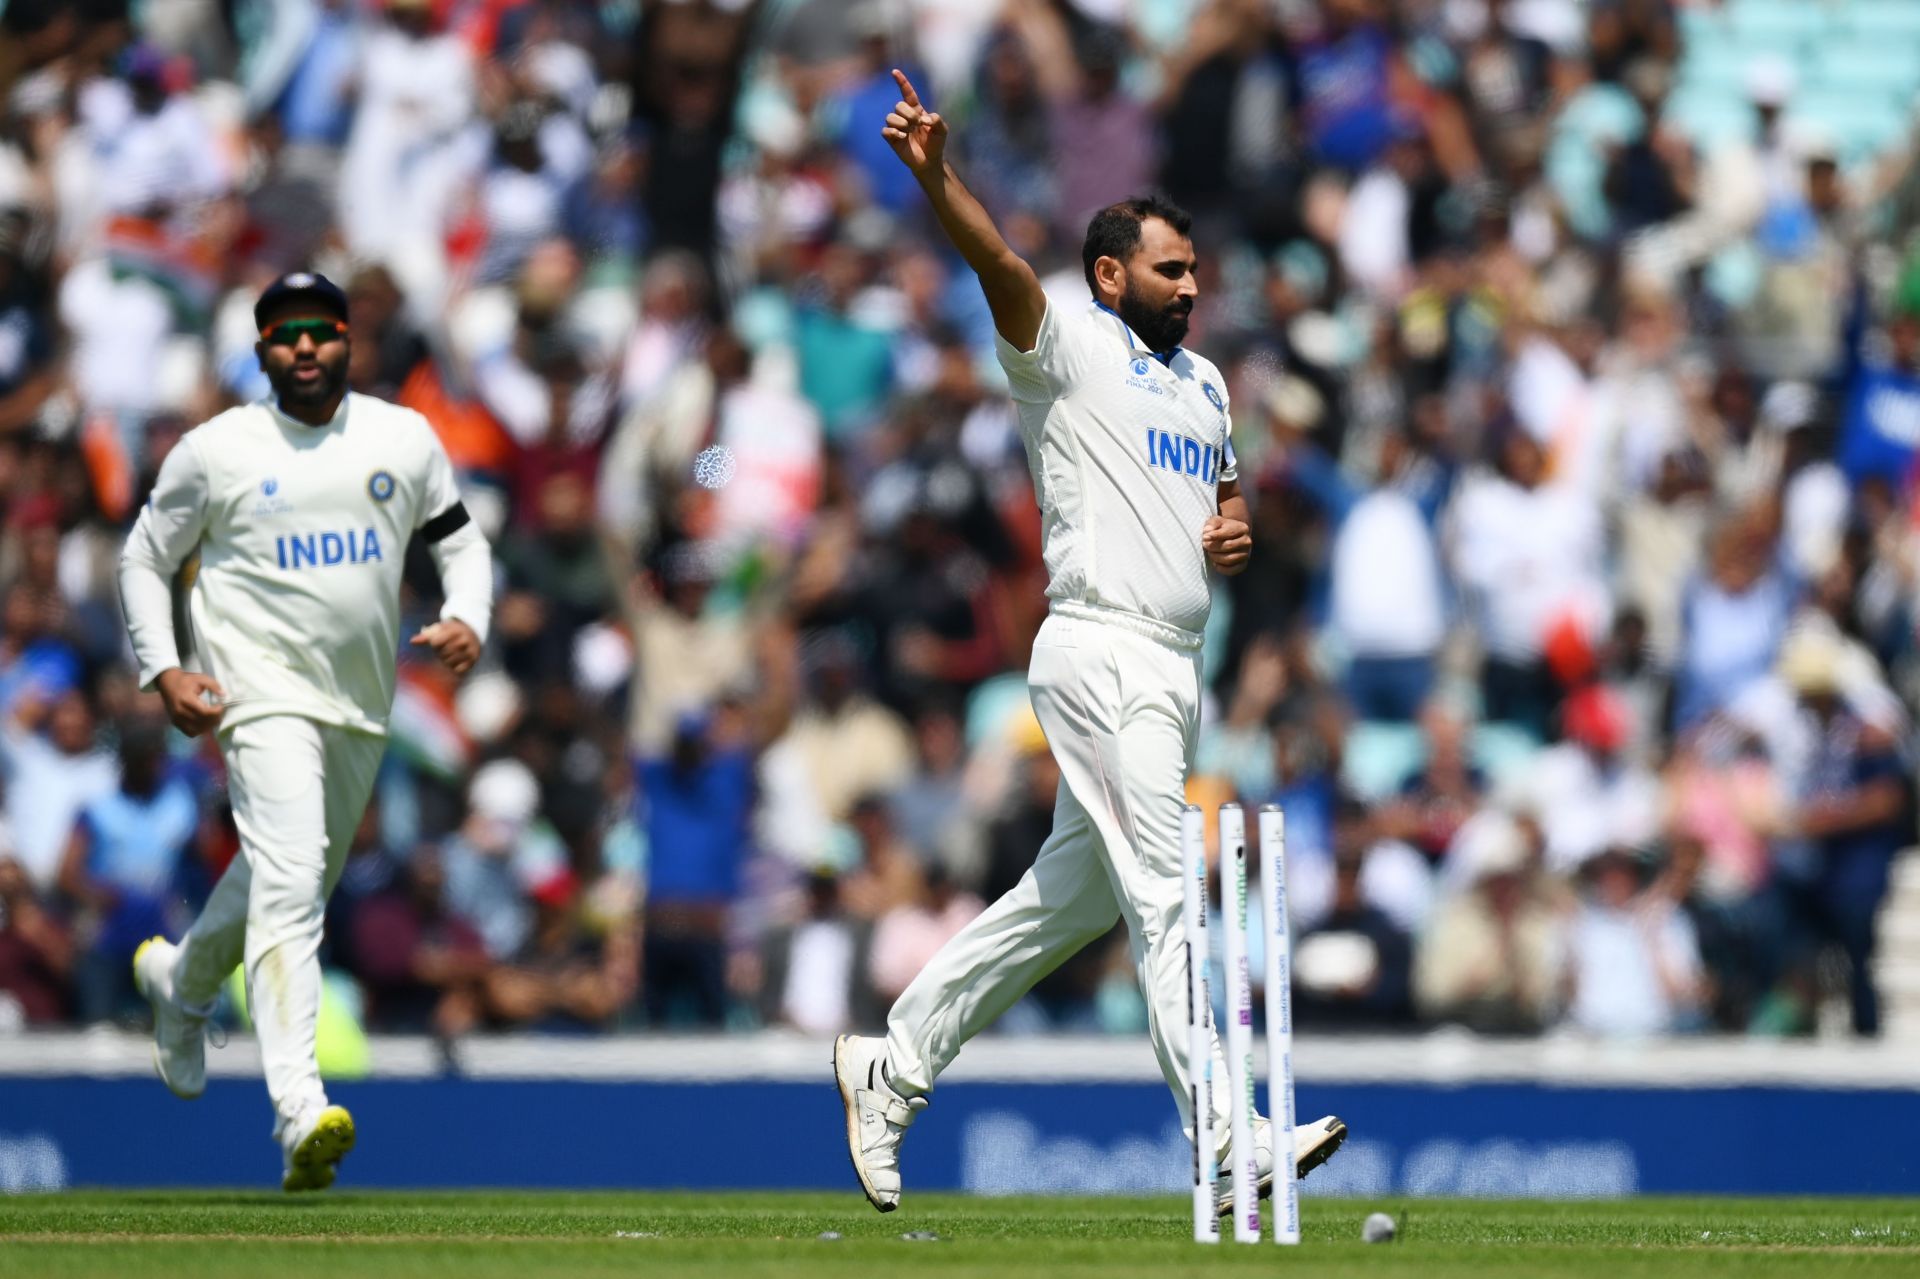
[3,1192,1916,1278]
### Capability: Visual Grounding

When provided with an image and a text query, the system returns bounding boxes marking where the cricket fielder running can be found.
[118,272,494,1190]
[835,72,1346,1212]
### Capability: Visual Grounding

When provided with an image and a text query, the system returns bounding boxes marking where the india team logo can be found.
[367,470,396,502]
[1203,381,1225,414]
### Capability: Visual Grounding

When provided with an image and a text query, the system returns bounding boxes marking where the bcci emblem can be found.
[367,470,396,502]
[1203,381,1225,414]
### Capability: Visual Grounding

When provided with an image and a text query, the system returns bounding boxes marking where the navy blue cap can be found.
[254,271,349,328]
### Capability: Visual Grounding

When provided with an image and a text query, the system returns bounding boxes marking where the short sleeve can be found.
[993,300,1100,404]
[1220,433,1238,486]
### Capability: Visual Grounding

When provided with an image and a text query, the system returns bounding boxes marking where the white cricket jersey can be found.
[995,299,1237,638]
[119,392,490,736]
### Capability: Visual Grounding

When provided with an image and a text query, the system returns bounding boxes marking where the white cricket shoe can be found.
[281,1105,356,1193]
[132,936,215,1100]
[1216,1114,1348,1218]
[833,1034,927,1212]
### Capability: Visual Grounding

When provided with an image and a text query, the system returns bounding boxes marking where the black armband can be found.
[420,502,472,544]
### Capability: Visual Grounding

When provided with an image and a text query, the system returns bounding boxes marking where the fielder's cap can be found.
[254,271,349,327]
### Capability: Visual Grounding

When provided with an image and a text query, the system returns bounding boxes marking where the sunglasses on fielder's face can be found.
[259,318,348,348]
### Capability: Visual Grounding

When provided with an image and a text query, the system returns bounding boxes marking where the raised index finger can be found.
[891,68,922,108]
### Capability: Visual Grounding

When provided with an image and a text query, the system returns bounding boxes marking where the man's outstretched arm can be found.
[882,69,1045,352]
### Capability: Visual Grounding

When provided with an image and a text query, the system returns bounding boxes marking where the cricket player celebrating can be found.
[834,73,1346,1212]
[118,272,493,1191]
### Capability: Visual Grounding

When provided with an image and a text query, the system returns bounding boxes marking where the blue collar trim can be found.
[1093,300,1180,366]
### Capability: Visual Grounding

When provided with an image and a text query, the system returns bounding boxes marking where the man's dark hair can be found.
[1081,196,1193,295]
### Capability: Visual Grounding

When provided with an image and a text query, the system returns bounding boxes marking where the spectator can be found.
[763,869,869,1036]
[1674,512,1794,732]
[1330,431,1448,720]
[1415,811,1564,1032]
[1449,427,1606,740]
[1293,849,1415,1029]
[1376,700,1486,862]
[349,848,490,1037]
[774,631,913,826]
[344,265,428,401]
[0,854,71,1026]
[57,717,196,1021]
[624,539,754,755]
[1658,835,1761,1032]
[1770,628,1911,1037]
[1526,684,1664,875]
[0,582,81,722]
[470,99,592,288]
[442,759,565,963]
[322,796,405,977]
[840,795,928,923]
[980,712,1062,905]
[1566,847,1706,1038]
[1838,298,1920,495]
[0,217,57,433]
[337,0,475,271]
[793,242,895,441]
[889,702,976,880]
[638,707,755,1027]
[867,866,984,1008]
[0,689,117,891]
[486,872,638,1032]
[497,471,616,683]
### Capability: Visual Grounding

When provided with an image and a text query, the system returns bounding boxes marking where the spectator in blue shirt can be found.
[1838,305,1920,493]
[637,705,756,1026]
[269,0,362,149]
[827,32,927,215]
[58,719,198,1022]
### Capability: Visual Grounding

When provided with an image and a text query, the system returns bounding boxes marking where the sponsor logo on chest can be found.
[253,477,293,518]
[1125,356,1167,396]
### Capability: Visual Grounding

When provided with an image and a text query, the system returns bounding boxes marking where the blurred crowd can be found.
[0,0,1917,1045]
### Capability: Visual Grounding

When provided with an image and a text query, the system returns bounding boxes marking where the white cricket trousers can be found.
[886,608,1236,1156]
[170,714,384,1142]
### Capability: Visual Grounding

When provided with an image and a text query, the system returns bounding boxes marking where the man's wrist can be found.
[915,160,952,194]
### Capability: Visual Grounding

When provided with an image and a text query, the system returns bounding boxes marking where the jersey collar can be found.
[1091,300,1181,367]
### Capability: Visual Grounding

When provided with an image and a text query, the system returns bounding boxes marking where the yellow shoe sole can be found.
[282,1106,356,1193]
[132,935,205,1101]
